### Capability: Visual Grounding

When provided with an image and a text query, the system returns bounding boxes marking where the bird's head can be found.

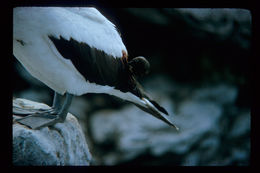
[128,56,150,78]
[127,56,178,130]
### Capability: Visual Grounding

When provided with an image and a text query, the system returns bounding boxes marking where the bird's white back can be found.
[13,7,127,58]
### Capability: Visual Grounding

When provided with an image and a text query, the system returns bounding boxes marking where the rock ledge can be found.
[13,98,92,166]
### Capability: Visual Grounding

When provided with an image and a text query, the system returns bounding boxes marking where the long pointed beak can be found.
[134,98,179,130]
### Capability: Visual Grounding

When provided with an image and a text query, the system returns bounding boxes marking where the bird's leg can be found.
[14,93,73,130]
[56,93,73,122]
[33,92,63,115]
[52,92,62,112]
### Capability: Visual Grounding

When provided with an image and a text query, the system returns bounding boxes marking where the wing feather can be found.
[48,36,133,93]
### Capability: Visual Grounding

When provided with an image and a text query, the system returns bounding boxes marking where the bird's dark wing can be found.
[48,35,141,96]
[49,35,169,117]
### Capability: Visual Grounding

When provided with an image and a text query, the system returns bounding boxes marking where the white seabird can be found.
[13,7,178,130]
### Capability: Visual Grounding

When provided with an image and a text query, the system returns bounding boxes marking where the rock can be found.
[90,99,221,165]
[89,82,250,165]
[228,111,250,138]
[121,8,251,49]
[67,96,91,137]
[13,98,92,166]
[173,8,251,48]
[192,84,238,105]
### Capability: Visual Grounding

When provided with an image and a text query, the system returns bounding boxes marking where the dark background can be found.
[13,7,251,165]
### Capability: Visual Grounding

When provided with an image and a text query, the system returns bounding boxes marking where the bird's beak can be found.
[133,98,179,130]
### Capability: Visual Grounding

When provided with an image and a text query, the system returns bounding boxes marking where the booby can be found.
[13,7,178,130]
